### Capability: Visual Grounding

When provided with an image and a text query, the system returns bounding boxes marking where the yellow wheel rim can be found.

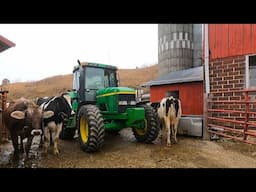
[135,119,147,136]
[80,116,88,143]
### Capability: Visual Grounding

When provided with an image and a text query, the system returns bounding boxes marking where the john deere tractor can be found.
[60,60,160,152]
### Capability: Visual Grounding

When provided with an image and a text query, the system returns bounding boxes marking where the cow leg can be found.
[170,124,174,144]
[166,119,171,147]
[52,123,62,155]
[19,136,24,153]
[173,122,178,144]
[50,130,53,146]
[39,126,44,148]
[160,119,164,139]
[160,119,166,144]
[10,133,19,159]
[42,127,50,155]
[25,135,33,157]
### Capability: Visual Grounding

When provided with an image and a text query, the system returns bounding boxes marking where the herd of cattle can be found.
[2,94,74,159]
[2,94,181,160]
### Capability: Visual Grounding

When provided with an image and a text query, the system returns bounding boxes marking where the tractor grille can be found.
[118,94,136,113]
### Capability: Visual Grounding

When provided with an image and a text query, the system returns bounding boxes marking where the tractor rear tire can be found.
[132,105,160,143]
[77,105,105,152]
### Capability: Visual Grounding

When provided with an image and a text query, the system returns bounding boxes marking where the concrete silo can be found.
[193,24,202,67]
[158,24,202,76]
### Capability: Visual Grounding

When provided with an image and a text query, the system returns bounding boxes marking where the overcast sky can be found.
[0,24,158,83]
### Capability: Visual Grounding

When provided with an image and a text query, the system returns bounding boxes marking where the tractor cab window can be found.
[86,67,105,90]
[104,69,117,87]
[86,67,117,90]
[73,70,80,90]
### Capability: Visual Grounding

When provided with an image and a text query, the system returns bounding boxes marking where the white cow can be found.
[157,96,182,146]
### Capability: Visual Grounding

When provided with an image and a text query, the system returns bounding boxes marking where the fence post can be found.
[0,90,9,142]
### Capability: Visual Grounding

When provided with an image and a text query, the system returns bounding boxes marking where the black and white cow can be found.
[157,96,182,146]
[36,93,74,155]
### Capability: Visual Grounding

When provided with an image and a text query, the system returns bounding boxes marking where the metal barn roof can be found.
[141,66,203,87]
[0,35,15,53]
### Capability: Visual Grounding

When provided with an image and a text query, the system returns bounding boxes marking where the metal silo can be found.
[158,24,194,76]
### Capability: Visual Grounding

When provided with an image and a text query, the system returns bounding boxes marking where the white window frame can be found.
[246,54,256,88]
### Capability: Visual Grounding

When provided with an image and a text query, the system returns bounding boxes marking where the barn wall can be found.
[209,24,256,59]
[210,55,246,92]
[208,55,256,129]
[150,82,203,115]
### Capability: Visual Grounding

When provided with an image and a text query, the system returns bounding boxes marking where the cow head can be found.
[62,93,75,115]
[165,96,179,117]
[10,101,54,136]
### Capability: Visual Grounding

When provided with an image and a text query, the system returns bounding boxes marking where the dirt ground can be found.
[1,128,256,168]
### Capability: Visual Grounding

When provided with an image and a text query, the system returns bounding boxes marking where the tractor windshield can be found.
[86,67,117,90]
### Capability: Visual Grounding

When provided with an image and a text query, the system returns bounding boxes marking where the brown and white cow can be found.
[3,98,53,159]
[157,96,182,146]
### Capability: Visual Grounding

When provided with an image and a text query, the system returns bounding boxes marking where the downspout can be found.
[204,24,210,94]
[203,24,210,140]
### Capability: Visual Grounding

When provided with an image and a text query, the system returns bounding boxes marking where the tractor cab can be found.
[73,60,118,103]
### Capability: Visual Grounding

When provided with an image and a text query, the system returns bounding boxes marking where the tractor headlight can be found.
[118,101,128,105]
[130,101,136,105]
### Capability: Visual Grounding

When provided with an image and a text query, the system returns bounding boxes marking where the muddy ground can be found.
[1,128,256,168]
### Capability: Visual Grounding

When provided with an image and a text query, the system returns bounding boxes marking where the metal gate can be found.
[207,89,256,144]
[0,90,9,142]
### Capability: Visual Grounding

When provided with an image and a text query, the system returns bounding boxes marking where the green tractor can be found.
[60,60,160,152]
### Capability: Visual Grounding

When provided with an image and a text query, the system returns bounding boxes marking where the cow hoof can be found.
[53,149,59,156]
[171,138,178,144]
[173,139,178,144]
[167,143,171,147]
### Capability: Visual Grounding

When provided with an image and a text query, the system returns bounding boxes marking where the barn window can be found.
[246,55,256,88]
[166,90,179,99]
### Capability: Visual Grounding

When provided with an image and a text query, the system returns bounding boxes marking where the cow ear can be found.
[11,111,25,119]
[43,111,54,119]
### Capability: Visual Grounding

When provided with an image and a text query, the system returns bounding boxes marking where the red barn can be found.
[143,66,203,116]
[208,24,256,91]
[207,24,256,143]
[142,66,203,137]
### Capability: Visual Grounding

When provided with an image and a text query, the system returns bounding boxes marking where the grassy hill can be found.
[2,64,158,101]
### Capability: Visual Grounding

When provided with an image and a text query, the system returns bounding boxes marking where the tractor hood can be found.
[96,87,135,98]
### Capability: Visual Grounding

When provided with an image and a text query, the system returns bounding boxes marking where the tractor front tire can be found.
[77,105,105,152]
[132,105,160,143]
